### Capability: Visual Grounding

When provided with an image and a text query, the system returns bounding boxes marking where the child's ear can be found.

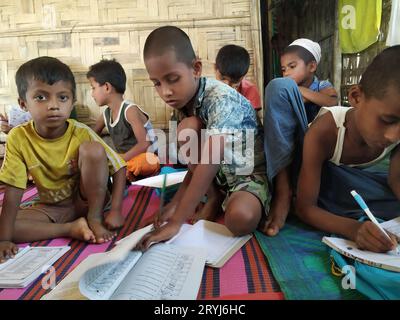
[192,59,202,78]
[18,98,28,111]
[309,61,317,73]
[348,85,363,107]
[104,82,113,93]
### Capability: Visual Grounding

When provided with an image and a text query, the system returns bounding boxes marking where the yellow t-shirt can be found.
[0,119,126,204]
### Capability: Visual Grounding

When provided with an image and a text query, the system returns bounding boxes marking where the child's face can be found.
[353,85,400,148]
[19,79,74,138]
[280,52,316,86]
[215,69,242,90]
[145,50,202,110]
[88,77,108,107]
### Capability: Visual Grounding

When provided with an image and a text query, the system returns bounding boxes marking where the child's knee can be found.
[79,141,106,162]
[265,77,298,99]
[224,209,259,236]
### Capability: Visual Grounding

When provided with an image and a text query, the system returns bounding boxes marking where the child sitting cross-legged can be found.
[0,57,127,263]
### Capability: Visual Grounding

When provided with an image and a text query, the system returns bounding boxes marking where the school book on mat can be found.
[168,220,252,268]
[0,246,70,288]
[42,225,207,300]
[116,219,253,268]
[322,237,400,272]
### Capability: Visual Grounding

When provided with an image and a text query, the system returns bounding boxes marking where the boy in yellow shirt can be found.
[0,57,127,263]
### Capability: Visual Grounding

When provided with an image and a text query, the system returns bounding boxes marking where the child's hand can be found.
[135,220,181,251]
[154,202,177,228]
[0,113,11,134]
[354,221,398,253]
[0,241,19,263]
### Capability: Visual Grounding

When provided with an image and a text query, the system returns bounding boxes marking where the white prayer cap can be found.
[288,38,321,64]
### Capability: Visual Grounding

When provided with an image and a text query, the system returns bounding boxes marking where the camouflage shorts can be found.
[215,169,271,216]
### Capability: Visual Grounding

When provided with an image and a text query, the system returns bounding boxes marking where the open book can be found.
[168,220,252,268]
[322,237,400,272]
[0,246,70,288]
[116,220,252,268]
[42,225,206,300]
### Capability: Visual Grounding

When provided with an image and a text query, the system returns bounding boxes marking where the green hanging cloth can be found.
[338,0,382,53]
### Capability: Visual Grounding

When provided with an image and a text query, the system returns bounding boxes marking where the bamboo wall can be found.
[0,0,263,128]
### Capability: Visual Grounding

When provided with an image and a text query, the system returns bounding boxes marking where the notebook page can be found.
[170,220,251,266]
[110,243,206,300]
[79,250,142,300]
[381,217,400,239]
[0,246,70,288]
[323,237,400,272]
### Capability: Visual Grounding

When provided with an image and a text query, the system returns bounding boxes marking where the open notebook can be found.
[42,225,206,300]
[0,246,70,288]
[323,237,400,272]
[381,216,400,240]
[168,220,252,268]
[116,220,252,268]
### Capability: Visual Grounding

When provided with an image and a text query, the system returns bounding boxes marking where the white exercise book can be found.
[0,246,70,288]
[42,225,206,300]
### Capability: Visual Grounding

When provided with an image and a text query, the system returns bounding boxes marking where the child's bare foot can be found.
[104,210,125,230]
[259,194,292,236]
[68,218,96,243]
[87,218,116,243]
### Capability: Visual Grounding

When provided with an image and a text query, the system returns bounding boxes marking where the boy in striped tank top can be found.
[87,59,160,182]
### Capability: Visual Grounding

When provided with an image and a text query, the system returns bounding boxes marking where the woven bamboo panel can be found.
[0,0,262,128]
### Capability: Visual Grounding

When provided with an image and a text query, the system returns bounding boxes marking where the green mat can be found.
[255,216,366,300]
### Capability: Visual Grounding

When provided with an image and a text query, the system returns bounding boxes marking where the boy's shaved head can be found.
[360,45,400,99]
[143,26,196,66]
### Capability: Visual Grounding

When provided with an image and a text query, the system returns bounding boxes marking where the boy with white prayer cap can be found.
[260,38,338,237]
[281,38,338,123]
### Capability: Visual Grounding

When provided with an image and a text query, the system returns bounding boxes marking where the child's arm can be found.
[120,106,151,162]
[0,185,24,262]
[388,145,400,199]
[296,115,395,253]
[298,86,338,107]
[137,135,225,249]
[93,115,105,136]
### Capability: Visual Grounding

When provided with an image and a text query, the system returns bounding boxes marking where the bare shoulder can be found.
[305,111,338,157]
[125,104,147,124]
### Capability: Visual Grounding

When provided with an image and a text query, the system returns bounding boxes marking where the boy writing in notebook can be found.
[0,57,126,263]
[262,38,338,236]
[88,59,159,182]
[264,46,400,253]
[296,46,400,253]
[214,44,262,112]
[137,26,270,248]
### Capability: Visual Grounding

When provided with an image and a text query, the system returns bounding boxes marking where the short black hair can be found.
[282,45,315,65]
[143,26,196,67]
[215,45,250,83]
[86,59,126,94]
[15,56,76,101]
[360,45,400,100]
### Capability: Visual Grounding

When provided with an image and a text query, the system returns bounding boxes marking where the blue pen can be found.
[351,190,399,254]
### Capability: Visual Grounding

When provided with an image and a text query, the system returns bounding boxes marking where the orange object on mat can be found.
[126,152,160,176]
